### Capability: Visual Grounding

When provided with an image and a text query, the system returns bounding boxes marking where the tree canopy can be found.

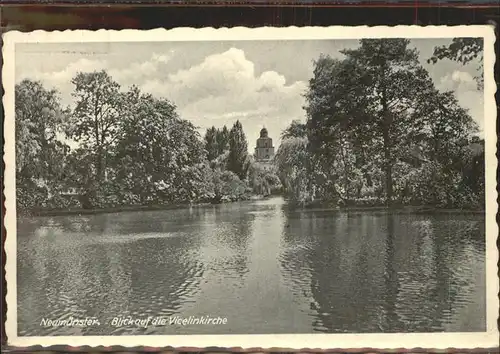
[15,39,484,212]
[276,38,483,209]
[15,73,281,211]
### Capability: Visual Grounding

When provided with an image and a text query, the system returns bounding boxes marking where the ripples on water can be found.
[17,199,485,335]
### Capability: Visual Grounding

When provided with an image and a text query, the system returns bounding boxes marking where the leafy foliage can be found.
[428,38,484,89]
[110,89,205,205]
[15,72,271,211]
[68,70,124,182]
[204,125,231,162]
[15,80,71,210]
[16,47,483,212]
[281,120,307,140]
[204,126,219,161]
[277,39,484,209]
[216,125,230,156]
[248,159,282,196]
[275,137,313,204]
[227,120,250,181]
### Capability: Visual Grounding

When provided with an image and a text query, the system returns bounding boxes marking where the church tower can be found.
[254,127,275,161]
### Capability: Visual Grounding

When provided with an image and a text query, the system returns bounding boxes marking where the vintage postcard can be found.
[3,26,499,349]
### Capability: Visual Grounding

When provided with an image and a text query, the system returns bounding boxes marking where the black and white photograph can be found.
[3,26,498,348]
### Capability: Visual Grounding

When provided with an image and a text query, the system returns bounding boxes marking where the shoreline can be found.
[296,205,485,215]
[19,197,485,217]
[19,194,274,217]
[21,202,215,217]
[289,201,485,215]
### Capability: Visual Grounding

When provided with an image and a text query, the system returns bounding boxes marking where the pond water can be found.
[17,197,486,336]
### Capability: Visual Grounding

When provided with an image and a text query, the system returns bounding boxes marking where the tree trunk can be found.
[96,151,102,179]
[381,94,393,207]
[378,43,393,207]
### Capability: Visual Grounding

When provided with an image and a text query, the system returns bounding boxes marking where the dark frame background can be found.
[1,1,499,352]
[1,4,500,30]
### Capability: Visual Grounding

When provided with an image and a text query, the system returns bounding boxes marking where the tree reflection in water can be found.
[17,202,485,335]
[278,208,485,333]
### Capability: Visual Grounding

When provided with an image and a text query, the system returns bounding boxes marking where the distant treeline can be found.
[15,38,484,212]
[15,74,281,213]
[275,38,485,209]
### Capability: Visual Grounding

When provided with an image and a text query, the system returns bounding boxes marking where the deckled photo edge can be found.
[2,25,499,349]
[3,28,19,347]
[483,22,499,336]
[0,24,497,43]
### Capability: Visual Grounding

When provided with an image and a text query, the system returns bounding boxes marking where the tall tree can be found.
[15,80,68,175]
[216,125,230,155]
[204,126,219,161]
[275,137,312,203]
[305,55,377,203]
[306,39,436,206]
[281,120,307,139]
[427,37,485,207]
[69,70,123,182]
[417,89,477,164]
[15,79,70,208]
[114,89,205,204]
[407,87,479,206]
[227,120,249,181]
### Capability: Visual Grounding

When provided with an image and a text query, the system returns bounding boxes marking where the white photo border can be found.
[3,25,498,349]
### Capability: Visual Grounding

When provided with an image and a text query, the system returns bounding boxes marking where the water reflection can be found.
[278,209,486,333]
[18,199,485,335]
[381,214,399,332]
[18,209,208,336]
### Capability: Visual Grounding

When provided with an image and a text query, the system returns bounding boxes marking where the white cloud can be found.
[439,70,477,91]
[19,44,483,150]
[18,58,108,105]
[139,48,308,146]
[109,51,174,85]
[17,51,174,107]
[17,47,307,148]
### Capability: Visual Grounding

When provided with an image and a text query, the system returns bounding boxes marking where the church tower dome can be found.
[260,127,269,138]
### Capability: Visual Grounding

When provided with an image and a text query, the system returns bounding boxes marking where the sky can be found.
[15,38,484,151]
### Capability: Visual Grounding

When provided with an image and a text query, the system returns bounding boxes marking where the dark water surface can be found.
[17,197,486,336]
